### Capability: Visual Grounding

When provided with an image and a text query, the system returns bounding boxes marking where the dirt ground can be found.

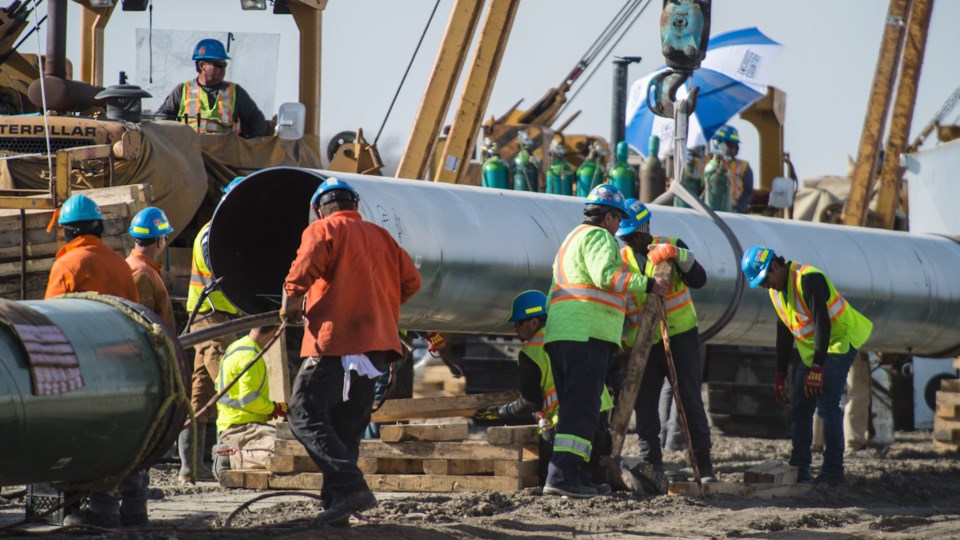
[3,429,959,539]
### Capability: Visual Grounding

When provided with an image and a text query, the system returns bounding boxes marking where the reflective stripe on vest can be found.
[553,433,592,460]
[550,224,627,313]
[186,223,240,315]
[620,247,643,329]
[179,80,238,134]
[217,346,265,410]
[771,263,848,340]
[523,332,559,418]
[727,160,748,201]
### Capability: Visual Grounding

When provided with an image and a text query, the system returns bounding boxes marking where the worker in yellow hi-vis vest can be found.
[617,199,713,493]
[741,246,873,487]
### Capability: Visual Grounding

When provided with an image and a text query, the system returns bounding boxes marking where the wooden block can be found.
[274,422,295,440]
[443,377,466,395]
[360,440,537,461]
[274,439,309,456]
[219,469,271,490]
[422,459,494,475]
[380,422,469,442]
[265,328,291,403]
[422,365,450,384]
[937,391,960,405]
[269,472,324,490]
[941,379,960,393]
[494,459,539,478]
[936,403,960,419]
[372,458,425,474]
[934,416,960,442]
[953,357,960,371]
[371,392,520,423]
[364,473,538,493]
[933,440,960,454]
[269,454,320,474]
[668,481,812,499]
[743,461,798,485]
[486,425,539,445]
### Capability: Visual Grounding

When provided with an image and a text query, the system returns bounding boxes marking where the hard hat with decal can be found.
[59,194,103,224]
[192,38,230,62]
[741,245,776,288]
[507,290,548,323]
[616,198,651,237]
[712,124,740,144]
[584,183,628,217]
[311,177,359,208]
[129,207,174,239]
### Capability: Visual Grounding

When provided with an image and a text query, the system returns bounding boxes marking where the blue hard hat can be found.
[712,124,740,144]
[507,290,547,323]
[192,39,230,62]
[59,194,103,224]
[584,183,628,217]
[223,176,245,196]
[617,198,651,237]
[129,207,174,239]
[311,177,359,208]
[741,246,776,288]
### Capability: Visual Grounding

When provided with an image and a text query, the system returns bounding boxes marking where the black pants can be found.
[289,355,383,506]
[633,327,711,465]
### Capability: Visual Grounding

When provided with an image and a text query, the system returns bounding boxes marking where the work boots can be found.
[694,448,718,482]
[178,427,214,483]
[632,460,669,495]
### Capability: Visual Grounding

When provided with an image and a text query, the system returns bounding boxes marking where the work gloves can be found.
[279,292,305,326]
[803,364,825,397]
[421,332,447,357]
[647,243,695,273]
[474,404,505,422]
[271,401,289,419]
[773,371,789,405]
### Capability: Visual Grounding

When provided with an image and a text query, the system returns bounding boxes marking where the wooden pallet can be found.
[934,380,960,445]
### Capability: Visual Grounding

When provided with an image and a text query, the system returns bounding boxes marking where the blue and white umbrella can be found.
[625,27,783,159]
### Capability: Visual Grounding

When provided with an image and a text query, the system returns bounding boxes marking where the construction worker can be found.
[703,125,753,213]
[178,177,245,483]
[156,38,270,137]
[126,207,176,330]
[281,177,421,525]
[542,184,668,498]
[741,246,873,486]
[47,194,144,528]
[214,325,286,476]
[617,199,713,491]
[475,290,615,486]
[45,194,139,303]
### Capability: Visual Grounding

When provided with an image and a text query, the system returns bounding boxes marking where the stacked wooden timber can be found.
[414,364,466,398]
[0,185,150,301]
[932,362,960,454]
[220,392,540,493]
[668,460,810,499]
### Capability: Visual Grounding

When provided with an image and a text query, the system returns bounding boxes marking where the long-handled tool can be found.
[658,300,702,495]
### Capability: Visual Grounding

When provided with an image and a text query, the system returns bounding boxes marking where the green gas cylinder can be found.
[703,156,733,212]
[546,153,575,196]
[607,141,638,200]
[482,153,510,190]
[513,148,540,192]
[576,157,602,197]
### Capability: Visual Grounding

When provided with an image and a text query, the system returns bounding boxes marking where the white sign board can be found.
[134,29,279,118]
[904,139,960,235]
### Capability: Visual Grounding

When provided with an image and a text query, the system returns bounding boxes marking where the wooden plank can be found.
[219,469,271,490]
[941,379,960,393]
[932,439,960,454]
[364,474,537,493]
[954,358,960,371]
[275,422,295,440]
[422,459,494,475]
[668,481,813,499]
[494,459,538,478]
[265,328,291,403]
[443,376,466,396]
[269,472,323,490]
[360,440,537,461]
[269,454,320,474]
[743,461,797,485]
[936,403,960,419]
[380,422,469,442]
[486,425,538,445]
[370,392,520,423]
[934,416,960,431]
[274,439,310,456]
[371,458,425,474]
[936,390,960,405]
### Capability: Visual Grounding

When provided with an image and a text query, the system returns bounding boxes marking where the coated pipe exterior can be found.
[0,297,189,487]
[212,168,960,357]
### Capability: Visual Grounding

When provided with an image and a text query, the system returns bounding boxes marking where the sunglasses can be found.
[206,61,228,69]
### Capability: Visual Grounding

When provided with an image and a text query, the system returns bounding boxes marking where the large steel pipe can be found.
[0,296,189,487]
[211,167,960,357]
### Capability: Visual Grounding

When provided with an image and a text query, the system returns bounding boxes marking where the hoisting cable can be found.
[31,3,54,182]
[374,0,441,146]
[578,0,641,67]
[559,0,652,117]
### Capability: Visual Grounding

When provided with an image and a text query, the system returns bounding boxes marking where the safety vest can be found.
[215,336,273,431]
[178,79,238,135]
[769,262,873,367]
[620,237,697,346]
[186,222,241,316]
[522,330,614,434]
[545,224,634,346]
[726,159,749,202]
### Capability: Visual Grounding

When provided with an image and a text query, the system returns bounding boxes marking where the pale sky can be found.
[25,0,960,182]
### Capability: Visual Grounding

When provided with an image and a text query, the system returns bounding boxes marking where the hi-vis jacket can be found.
[216,336,273,432]
[186,222,240,316]
[621,237,697,347]
[178,79,238,134]
[770,262,872,366]
[545,225,649,346]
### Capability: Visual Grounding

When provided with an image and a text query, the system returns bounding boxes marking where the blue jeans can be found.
[789,347,856,482]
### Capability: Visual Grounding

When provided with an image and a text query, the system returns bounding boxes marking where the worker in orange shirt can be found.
[281,177,422,526]
[45,194,139,303]
[126,207,176,330]
[46,194,144,528]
